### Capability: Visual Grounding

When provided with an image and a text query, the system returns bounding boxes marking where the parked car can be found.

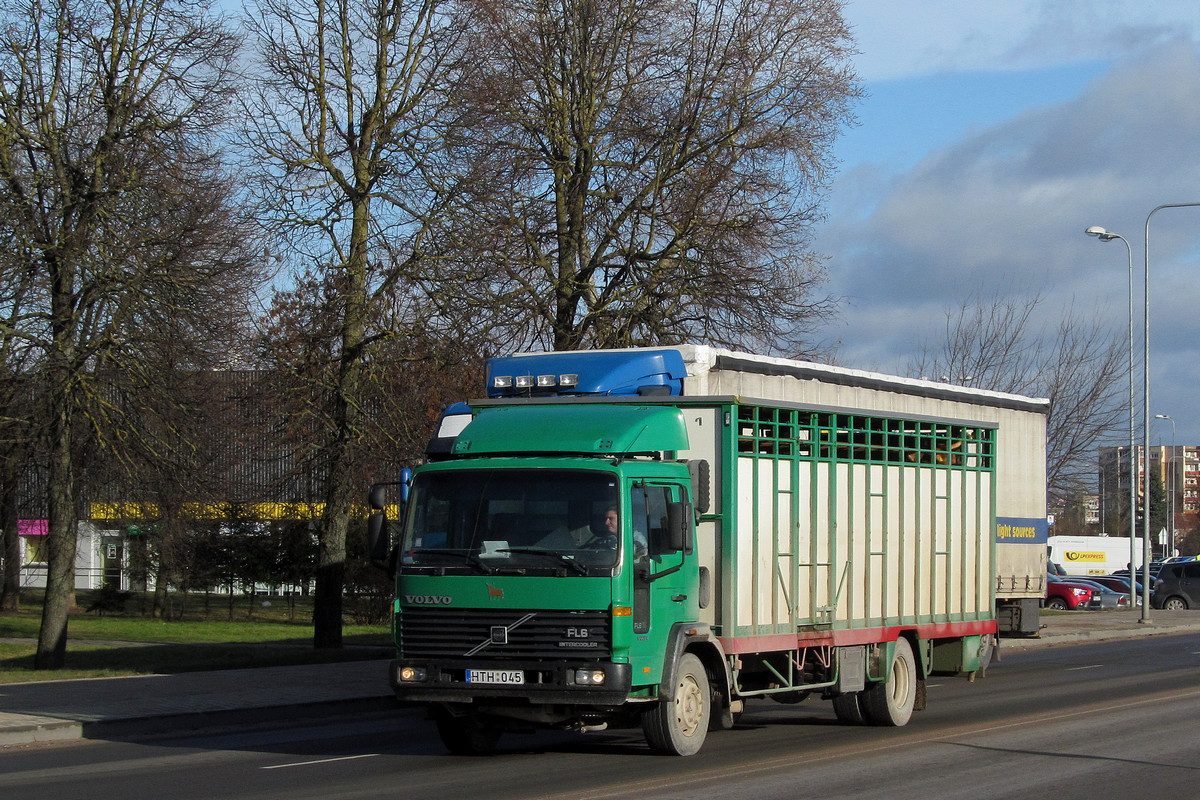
[1062,579,1130,609]
[1151,560,1200,610]
[1112,563,1161,581]
[1085,575,1145,605]
[1045,574,1101,611]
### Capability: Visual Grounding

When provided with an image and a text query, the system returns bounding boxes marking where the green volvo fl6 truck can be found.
[367,346,1048,755]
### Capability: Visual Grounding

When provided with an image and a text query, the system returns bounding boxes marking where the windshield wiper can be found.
[409,548,496,575]
[498,548,590,576]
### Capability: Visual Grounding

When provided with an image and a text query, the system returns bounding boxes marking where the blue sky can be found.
[817,0,1200,446]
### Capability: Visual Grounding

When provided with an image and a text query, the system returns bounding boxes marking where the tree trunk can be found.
[314,473,351,648]
[153,557,169,619]
[35,391,77,669]
[313,195,370,650]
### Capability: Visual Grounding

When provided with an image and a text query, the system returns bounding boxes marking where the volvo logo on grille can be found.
[463,613,536,657]
[405,594,452,605]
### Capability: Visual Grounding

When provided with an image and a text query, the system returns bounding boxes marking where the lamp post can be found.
[1155,413,1175,558]
[1085,225,1138,612]
[1141,202,1200,619]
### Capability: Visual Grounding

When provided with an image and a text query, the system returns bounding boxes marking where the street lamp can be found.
[1085,225,1138,612]
[1155,413,1176,558]
[1141,202,1200,619]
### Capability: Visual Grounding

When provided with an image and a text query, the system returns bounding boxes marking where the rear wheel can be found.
[431,705,501,755]
[861,637,918,727]
[831,692,867,725]
[1163,596,1189,611]
[643,653,710,755]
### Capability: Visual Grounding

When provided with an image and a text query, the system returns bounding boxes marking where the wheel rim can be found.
[674,673,704,737]
[890,653,911,706]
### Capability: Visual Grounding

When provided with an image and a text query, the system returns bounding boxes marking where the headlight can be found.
[398,666,427,682]
[573,669,606,686]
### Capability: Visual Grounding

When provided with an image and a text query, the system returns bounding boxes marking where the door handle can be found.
[671,594,687,602]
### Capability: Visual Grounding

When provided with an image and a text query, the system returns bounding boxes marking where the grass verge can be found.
[0,590,392,684]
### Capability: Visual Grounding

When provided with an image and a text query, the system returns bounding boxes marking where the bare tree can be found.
[0,0,247,668]
[910,292,1126,498]
[242,0,467,647]
[420,0,858,354]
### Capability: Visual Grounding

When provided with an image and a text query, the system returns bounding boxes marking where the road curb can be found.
[999,622,1200,651]
[0,715,82,747]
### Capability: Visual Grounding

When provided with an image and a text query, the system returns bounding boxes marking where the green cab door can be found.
[626,480,695,686]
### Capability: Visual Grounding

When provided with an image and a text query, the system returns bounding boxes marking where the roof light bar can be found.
[490,373,582,393]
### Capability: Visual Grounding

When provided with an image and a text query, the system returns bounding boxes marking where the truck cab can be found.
[379,402,713,754]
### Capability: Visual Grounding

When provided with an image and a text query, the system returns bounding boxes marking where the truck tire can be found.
[831,692,867,725]
[860,637,917,726]
[432,705,501,755]
[642,653,711,755]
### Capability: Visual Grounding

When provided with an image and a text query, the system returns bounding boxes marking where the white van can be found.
[1048,535,1145,576]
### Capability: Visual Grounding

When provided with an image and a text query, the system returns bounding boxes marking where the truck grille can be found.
[398,607,612,660]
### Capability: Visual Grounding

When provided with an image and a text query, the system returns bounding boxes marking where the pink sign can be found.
[18,519,48,536]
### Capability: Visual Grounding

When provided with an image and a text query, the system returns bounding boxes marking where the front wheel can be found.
[1045,597,1068,611]
[860,637,918,727]
[643,653,711,755]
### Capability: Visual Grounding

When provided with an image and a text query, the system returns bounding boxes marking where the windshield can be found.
[401,469,620,574]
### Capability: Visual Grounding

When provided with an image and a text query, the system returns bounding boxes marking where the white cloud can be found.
[844,0,1200,80]
[817,40,1200,442]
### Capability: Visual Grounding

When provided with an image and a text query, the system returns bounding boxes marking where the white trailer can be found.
[673,346,1050,638]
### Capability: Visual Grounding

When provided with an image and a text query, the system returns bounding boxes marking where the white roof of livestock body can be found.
[675,345,1050,419]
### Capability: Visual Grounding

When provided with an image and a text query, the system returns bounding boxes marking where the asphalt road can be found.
[3,632,1198,800]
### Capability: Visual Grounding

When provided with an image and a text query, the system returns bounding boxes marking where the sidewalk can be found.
[1000,606,1200,649]
[0,657,399,746]
[3,609,1199,747]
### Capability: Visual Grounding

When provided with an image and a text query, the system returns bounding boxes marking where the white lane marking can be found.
[262,754,381,770]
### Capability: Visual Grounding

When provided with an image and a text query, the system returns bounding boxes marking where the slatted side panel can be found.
[727,407,995,639]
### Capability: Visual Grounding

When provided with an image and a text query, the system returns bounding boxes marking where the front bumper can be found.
[390,658,633,705]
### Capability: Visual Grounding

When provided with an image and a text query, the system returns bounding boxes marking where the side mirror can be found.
[665,501,694,555]
[368,483,388,511]
[687,460,710,514]
[367,510,390,565]
[366,476,409,574]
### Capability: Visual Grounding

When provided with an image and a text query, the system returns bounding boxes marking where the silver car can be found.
[1064,579,1130,609]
